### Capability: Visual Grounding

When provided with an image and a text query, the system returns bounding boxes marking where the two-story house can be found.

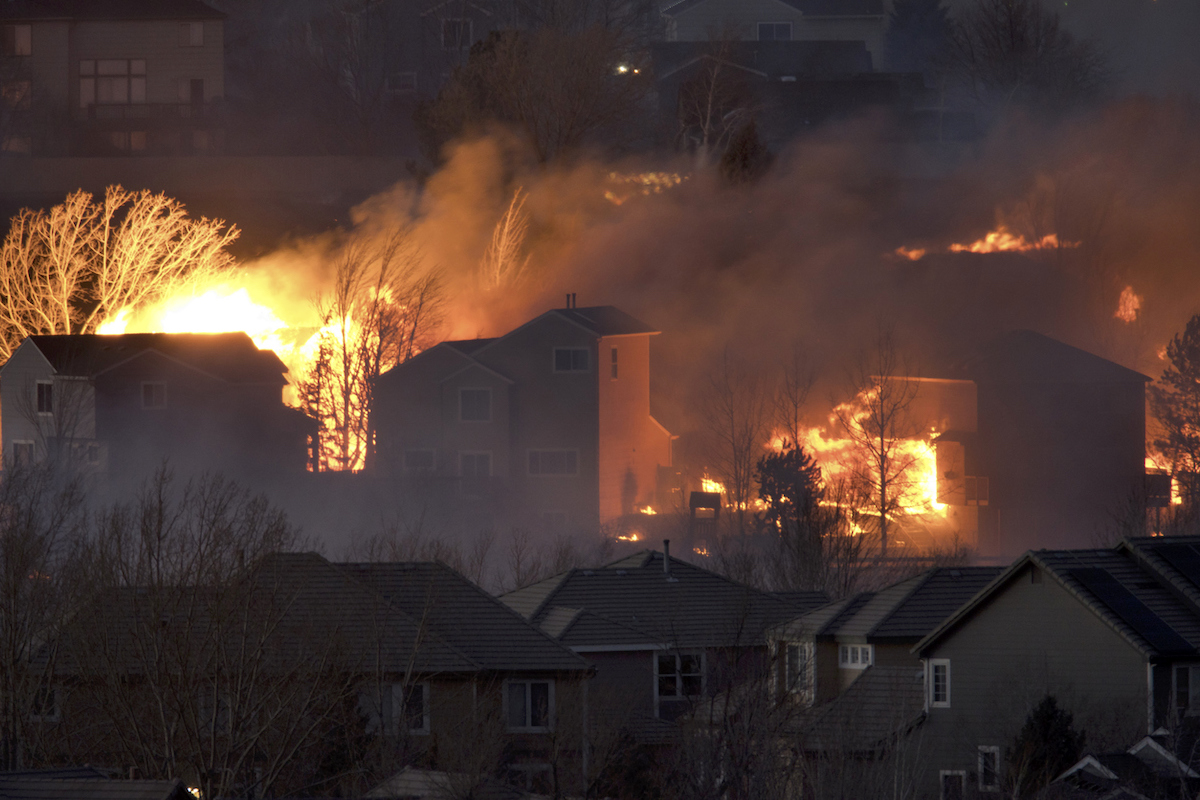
[0,332,315,478]
[372,303,674,530]
[0,0,223,156]
[499,544,828,741]
[914,537,1200,799]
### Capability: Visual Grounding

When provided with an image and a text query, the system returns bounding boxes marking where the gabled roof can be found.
[333,562,590,673]
[775,567,1002,643]
[498,550,829,650]
[11,333,287,385]
[948,330,1150,386]
[916,539,1200,659]
[443,338,498,356]
[552,306,658,338]
[798,665,926,752]
[0,0,223,21]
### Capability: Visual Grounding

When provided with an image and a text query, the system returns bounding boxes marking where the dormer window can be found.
[839,644,873,669]
[553,348,589,372]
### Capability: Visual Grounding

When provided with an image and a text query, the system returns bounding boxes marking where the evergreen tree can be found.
[1005,695,1085,797]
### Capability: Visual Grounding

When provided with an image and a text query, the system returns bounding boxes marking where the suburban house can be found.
[42,552,593,797]
[0,0,224,156]
[1050,731,1200,799]
[372,303,674,531]
[0,332,315,478]
[499,545,828,740]
[903,330,1152,562]
[914,536,1200,799]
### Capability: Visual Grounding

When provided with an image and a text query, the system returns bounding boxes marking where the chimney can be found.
[565,293,571,309]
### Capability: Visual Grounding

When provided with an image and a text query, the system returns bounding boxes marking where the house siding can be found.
[919,564,1147,798]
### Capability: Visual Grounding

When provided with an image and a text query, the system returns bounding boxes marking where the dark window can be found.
[611,347,618,379]
[442,19,471,49]
[941,772,964,800]
[528,450,578,476]
[400,683,426,732]
[658,653,702,699]
[553,348,589,372]
[506,681,551,730]
[142,382,167,409]
[757,22,791,41]
[36,382,52,414]
[460,388,491,422]
[404,450,435,473]
[931,661,950,705]
[180,21,204,47]
[978,747,999,791]
[2,25,32,56]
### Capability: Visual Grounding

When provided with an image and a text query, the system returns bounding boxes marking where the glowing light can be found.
[893,247,927,261]
[700,475,725,495]
[604,172,686,206]
[693,546,710,557]
[616,532,641,542]
[1145,454,1183,505]
[1115,285,1142,323]
[947,227,1074,254]
[638,506,657,515]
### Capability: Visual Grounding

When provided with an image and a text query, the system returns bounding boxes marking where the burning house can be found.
[0,332,316,478]
[926,330,1151,561]
[372,302,673,531]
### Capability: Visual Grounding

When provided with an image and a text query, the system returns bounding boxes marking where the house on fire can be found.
[0,332,315,477]
[913,536,1200,800]
[499,545,828,739]
[372,303,674,530]
[0,0,225,156]
[908,330,1151,562]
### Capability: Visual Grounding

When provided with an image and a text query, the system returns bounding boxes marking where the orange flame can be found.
[638,505,657,515]
[1115,286,1142,323]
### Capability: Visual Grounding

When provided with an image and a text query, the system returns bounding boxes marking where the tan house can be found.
[372,303,674,530]
[0,0,223,156]
[661,0,890,71]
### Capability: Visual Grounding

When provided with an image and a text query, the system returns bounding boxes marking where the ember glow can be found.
[894,226,1080,261]
[603,172,686,205]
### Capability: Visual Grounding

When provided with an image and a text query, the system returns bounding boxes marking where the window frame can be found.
[79,59,145,107]
[441,18,472,50]
[180,21,204,47]
[141,381,167,409]
[939,770,966,800]
[36,380,53,415]
[504,679,554,732]
[610,346,618,379]
[778,640,814,703]
[459,387,492,422]
[838,643,873,669]
[929,658,951,708]
[2,24,32,57]
[656,651,705,702]
[527,449,579,477]
[552,347,590,373]
[977,745,1000,792]
[391,681,430,736]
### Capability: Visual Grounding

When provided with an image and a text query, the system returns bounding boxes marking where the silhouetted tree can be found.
[886,0,951,78]
[719,119,773,184]
[1150,313,1200,507]
[1005,695,1085,797]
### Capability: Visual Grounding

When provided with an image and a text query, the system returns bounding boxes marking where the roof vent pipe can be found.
[663,539,671,580]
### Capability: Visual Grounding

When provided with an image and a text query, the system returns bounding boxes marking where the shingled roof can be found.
[499,550,829,650]
[948,330,1150,386]
[0,0,222,21]
[797,664,926,751]
[14,333,288,385]
[773,567,1002,644]
[917,538,1200,659]
[0,777,191,800]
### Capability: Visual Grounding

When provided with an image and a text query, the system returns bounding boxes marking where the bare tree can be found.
[299,228,442,472]
[836,330,921,559]
[772,346,815,448]
[675,33,758,168]
[0,187,238,361]
[704,352,771,535]
[480,187,531,290]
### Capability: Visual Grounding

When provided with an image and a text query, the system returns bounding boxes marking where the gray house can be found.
[914,537,1200,799]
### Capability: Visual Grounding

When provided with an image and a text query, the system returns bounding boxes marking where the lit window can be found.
[2,24,32,56]
[36,381,52,414]
[839,643,873,669]
[442,19,471,49]
[930,659,951,707]
[459,388,491,422]
[403,449,435,474]
[757,22,792,41]
[553,348,589,372]
[142,382,167,409]
[657,653,703,700]
[506,680,553,731]
[180,22,204,47]
[977,746,1000,792]
[528,450,578,476]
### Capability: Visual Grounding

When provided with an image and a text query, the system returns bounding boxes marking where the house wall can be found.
[598,335,669,520]
[439,365,512,478]
[583,650,657,728]
[919,563,1148,798]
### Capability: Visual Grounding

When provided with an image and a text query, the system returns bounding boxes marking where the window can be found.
[528,449,578,476]
[758,22,792,41]
[2,24,32,56]
[129,130,147,151]
[780,641,813,702]
[404,449,435,474]
[553,347,589,372]
[180,21,204,47]
[460,451,491,496]
[929,659,951,707]
[442,19,472,49]
[939,770,965,800]
[12,441,33,466]
[966,476,990,506]
[2,80,31,110]
[506,680,553,731]
[30,686,58,722]
[392,682,429,735]
[978,746,1000,792]
[142,382,167,409]
[80,59,145,106]
[657,653,703,700]
[36,381,52,414]
[838,644,873,669]
[610,347,618,379]
[1174,665,1200,716]
[459,388,491,422]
